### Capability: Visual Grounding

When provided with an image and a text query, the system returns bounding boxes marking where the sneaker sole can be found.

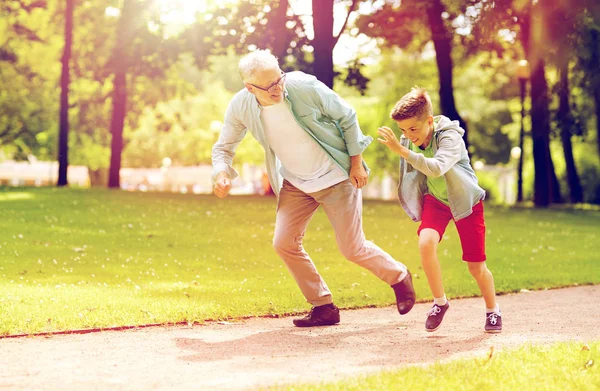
[425,324,442,332]
[293,320,340,327]
[484,329,502,334]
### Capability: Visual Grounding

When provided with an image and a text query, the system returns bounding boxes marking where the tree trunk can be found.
[311,0,335,88]
[107,0,133,189]
[558,62,583,203]
[108,70,127,188]
[424,0,468,151]
[266,0,289,61]
[589,29,600,162]
[529,58,561,206]
[516,78,527,203]
[57,0,74,187]
[595,86,600,162]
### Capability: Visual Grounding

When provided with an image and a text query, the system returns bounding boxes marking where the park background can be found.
[1,0,599,206]
[1,1,600,389]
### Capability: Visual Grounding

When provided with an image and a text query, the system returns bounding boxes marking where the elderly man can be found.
[212,50,415,327]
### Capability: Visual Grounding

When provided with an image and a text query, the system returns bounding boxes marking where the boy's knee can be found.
[418,234,438,254]
[467,262,488,278]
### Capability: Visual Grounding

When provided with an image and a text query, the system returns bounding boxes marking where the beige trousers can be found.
[273,179,407,306]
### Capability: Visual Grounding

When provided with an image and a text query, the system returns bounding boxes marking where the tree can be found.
[106,0,134,189]
[542,0,585,203]
[525,5,562,205]
[576,4,600,161]
[472,0,562,205]
[311,0,358,89]
[105,0,194,188]
[0,0,55,160]
[557,63,584,203]
[356,0,469,149]
[57,0,73,186]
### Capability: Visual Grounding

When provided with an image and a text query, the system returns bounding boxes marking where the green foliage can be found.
[0,0,60,159]
[557,140,600,204]
[278,342,600,391]
[123,79,234,167]
[454,54,515,164]
[475,170,501,203]
[122,54,262,168]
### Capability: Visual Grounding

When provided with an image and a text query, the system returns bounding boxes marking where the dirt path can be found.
[1,285,598,390]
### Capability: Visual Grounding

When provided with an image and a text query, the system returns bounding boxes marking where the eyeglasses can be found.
[248,72,286,94]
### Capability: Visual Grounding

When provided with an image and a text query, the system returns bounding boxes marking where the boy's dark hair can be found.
[390,87,433,121]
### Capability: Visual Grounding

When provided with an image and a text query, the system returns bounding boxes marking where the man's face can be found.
[395,115,434,148]
[245,68,286,106]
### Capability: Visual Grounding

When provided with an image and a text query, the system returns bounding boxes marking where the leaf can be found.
[487,346,494,360]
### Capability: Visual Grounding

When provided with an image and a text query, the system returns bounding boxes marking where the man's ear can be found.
[244,83,253,93]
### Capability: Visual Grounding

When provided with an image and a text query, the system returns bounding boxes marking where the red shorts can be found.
[417,194,486,262]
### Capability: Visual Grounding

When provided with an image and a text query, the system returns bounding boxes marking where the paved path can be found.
[1,285,599,390]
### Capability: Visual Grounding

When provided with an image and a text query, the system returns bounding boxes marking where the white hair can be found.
[238,50,279,83]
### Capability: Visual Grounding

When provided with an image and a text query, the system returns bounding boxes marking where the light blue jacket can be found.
[398,115,486,221]
[212,71,372,196]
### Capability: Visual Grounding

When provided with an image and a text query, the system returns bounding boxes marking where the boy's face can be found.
[395,115,434,148]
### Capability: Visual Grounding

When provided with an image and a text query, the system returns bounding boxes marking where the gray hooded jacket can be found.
[397,115,485,222]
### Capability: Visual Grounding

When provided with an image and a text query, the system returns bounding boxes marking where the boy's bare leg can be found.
[467,262,497,309]
[418,228,445,298]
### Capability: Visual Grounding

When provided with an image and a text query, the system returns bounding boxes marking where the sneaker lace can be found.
[427,305,442,317]
[487,313,498,325]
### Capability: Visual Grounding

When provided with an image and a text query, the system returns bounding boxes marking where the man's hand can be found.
[377,126,408,158]
[350,154,368,189]
[213,171,232,199]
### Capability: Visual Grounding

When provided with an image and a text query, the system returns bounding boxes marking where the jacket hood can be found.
[435,115,464,137]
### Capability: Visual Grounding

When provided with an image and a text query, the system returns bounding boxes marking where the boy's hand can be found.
[377,127,406,157]
[213,171,231,198]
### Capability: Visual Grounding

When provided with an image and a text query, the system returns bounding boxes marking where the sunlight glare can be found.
[157,0,207,26]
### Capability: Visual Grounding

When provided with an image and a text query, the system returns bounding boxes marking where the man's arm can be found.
[212,99,247,197]
[307,77,372,156]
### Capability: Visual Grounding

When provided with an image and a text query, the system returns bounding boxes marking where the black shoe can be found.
[485,311,502,333]
[392,271,416,315]
[425,302,450,332]
[293,304,340,327]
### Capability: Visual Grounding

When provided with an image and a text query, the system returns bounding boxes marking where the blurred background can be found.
[1,0,599,206]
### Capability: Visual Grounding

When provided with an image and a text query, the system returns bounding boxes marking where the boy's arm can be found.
[377,127,462,178]
[211,99,247,182]
[405,132,463,178]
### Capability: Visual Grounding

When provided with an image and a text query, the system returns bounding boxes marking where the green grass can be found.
[274,341,600,391]
[0,187,599,335]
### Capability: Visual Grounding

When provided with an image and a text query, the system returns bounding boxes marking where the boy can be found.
[377,87,501,333]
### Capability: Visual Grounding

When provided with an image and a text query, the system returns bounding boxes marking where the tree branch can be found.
[333,0,359,47]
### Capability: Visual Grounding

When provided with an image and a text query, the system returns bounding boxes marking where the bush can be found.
[476,170,501,204]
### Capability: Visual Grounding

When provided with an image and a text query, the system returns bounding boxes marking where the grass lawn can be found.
[0,187,599,336]
[275,341,600,391]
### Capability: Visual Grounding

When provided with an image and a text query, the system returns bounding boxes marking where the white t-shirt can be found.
[260,101,348,193]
